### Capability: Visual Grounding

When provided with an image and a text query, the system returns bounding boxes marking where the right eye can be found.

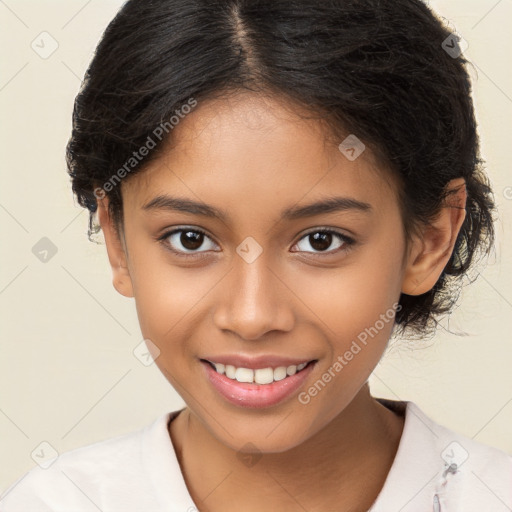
[159,227,219,258]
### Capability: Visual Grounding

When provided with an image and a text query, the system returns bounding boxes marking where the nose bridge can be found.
[213,250,294,340]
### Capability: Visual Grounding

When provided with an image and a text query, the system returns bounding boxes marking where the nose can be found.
[213,254,295,341]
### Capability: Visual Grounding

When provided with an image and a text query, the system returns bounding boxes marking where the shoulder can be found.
[371,398,512,511]
[407,400,512,473]
[412,401,512,508]
[390,402,512,512]
[0,412,176,511]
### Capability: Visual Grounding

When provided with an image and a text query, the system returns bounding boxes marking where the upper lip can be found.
[201,354,317,370]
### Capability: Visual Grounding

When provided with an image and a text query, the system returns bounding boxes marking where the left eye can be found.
[293,229,353,254]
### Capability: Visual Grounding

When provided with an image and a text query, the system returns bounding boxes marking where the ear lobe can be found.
[97,198,134,298]
[401,178,467,296]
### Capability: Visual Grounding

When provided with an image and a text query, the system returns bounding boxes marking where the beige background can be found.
[1,0,511,494]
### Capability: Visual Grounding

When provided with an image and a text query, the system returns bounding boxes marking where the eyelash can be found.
[157,227,356,260]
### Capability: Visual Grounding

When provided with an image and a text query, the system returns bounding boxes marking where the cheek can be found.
[293,247,403,346]
[127,243,213,350]
[290,237,404,404]
[294,257,402,431]
[133,267,217,347]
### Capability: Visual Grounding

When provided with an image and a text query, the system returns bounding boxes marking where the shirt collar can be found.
[144,400,445,511]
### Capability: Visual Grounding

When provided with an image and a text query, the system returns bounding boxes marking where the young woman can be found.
[2,0,511,510]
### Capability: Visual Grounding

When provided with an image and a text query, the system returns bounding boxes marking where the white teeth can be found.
[209,361,310,384]
[235,367,254,383]
[225,365,236,379]
[273,367,287,381]
[254,367,274,384]
[286,365,297,376]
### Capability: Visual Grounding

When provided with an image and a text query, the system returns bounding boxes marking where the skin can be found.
[97,92,466,511]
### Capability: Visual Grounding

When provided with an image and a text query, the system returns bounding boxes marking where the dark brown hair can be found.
[66,0,495,335]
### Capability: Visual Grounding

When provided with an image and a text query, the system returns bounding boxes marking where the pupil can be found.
[181,231,203,250]
[179,232,332,252]
[310,232,331,251]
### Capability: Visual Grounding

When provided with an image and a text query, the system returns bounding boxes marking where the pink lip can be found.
[201,360,316,409]
[201,354,313,370]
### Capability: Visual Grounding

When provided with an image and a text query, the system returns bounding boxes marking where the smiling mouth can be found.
[201,359,317,385]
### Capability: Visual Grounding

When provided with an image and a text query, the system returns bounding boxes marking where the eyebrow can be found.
[141,194,372,221]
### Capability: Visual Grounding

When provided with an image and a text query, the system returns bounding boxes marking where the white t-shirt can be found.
[1,398,511,511]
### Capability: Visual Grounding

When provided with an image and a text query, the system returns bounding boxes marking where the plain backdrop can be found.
[1,0,511,494]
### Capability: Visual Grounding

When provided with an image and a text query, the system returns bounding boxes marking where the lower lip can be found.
[201,360,316,409]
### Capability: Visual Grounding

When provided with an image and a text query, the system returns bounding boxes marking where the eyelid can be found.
[157,226,356,258]
[292,227,355,254]
[298,226,354,242]
[157,226,220,258]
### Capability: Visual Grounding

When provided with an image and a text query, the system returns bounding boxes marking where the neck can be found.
[169,385,405,512]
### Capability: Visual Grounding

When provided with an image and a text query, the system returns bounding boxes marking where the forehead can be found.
[122,92,399,221]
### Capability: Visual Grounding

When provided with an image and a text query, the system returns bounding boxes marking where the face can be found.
[102,93,421,452]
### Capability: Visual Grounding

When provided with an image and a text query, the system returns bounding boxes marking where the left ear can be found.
[401,178,467,296]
